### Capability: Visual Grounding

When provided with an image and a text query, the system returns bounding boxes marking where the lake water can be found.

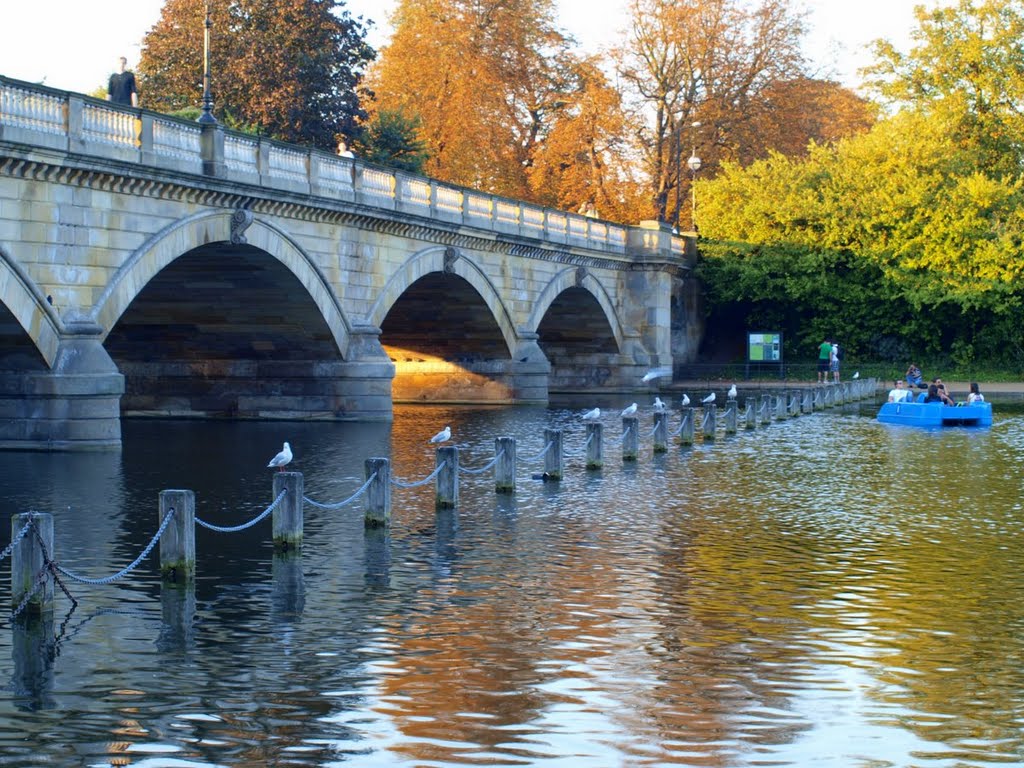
[1,400,1023,767]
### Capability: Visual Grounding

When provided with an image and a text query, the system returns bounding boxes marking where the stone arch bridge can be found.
[0,76,699,450]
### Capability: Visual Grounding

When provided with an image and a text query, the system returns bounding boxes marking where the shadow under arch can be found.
[0,245,62,368]
[91,210,352,357]
[526,267,624,352]
[365,245,517,356]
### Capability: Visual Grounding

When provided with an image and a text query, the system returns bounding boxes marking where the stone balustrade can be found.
[0,74,652,259]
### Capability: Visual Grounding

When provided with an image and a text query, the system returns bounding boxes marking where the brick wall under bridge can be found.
[0,75,699,450]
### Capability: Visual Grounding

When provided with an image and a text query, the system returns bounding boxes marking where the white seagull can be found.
[727,384,737,399]
[267,441,293,471]
[621,402,638,417]
[641,366,672,383]
[702,392,716,405]
[653,396,666,411]
[429,426,452,444]
[681,394,690,407]
[853,371,860,379]
[582,407,601,420]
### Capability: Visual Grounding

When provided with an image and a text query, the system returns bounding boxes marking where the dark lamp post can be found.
[198,0,217,124]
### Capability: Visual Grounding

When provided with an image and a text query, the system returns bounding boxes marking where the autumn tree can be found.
[369,0,577,199]
[527,57,648,221]
[139,0,375,149]
[615,0,808,226]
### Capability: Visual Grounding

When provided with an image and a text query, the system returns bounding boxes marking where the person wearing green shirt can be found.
[818,338,832,383]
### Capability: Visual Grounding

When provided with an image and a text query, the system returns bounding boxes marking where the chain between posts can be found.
[391,461,447,488]
[196,490,286,533]
[304,472,378,509]
[55,507,177,585]
[523,441,554,462]
[459,449,504,475]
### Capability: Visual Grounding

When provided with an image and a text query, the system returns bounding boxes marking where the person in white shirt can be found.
[967,382,985,403]
[888,379,910,403]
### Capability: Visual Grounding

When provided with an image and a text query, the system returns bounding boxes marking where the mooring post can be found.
[813,388,823,410]
[760,394,771,425]
[495,436,516,494]
[724,400,738,434]
[744,400,756,430]
[543,428,563,480]
[11,513,54,615]
[157,490,195,583]
[271,471,304,551]
[436,446,459,509]
[703,404,717,440]
[585,422,603,468]
[678,407,695,445]
[789,390,801,417]
[364,457,392,528]
[802,390,813,413]
[622,415,639,460]
[775,393,786,420]
[652,411,668,452]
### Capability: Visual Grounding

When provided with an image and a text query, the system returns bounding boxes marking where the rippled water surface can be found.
[2,401,1024,767]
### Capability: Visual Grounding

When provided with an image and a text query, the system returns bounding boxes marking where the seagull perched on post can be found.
[653,397,666,411]
[727,384,737,399]
[641,366,672,383]
[681,394,690,407]
[267,442,293,471]
[621,402,638,417]
[429,426,452,444]
[702,392,716,405]
[582,407,601,420]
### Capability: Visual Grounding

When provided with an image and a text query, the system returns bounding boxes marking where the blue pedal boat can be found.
[877,399,992,427]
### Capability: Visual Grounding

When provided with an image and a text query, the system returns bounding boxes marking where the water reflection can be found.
[0,406,1022,765]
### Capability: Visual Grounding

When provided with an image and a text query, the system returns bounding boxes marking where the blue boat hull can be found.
[877,400,992,427]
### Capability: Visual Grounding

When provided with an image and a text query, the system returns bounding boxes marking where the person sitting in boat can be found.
[933,378,955,405]
[906,362,924,388]
[888,379,910,402]
[923,383,954,405]
[967,382,985,403]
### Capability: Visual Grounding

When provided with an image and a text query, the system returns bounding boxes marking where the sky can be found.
[0,0,927,96]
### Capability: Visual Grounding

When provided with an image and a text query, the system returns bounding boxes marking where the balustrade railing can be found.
[0,74,691,262]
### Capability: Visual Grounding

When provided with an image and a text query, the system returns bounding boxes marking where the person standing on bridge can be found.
[107,56,138,107]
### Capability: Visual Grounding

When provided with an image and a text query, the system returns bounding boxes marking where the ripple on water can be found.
[0,408,1023,765]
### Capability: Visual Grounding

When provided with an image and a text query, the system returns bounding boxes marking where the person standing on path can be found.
[817,338,832,383]
[107,56,138,107]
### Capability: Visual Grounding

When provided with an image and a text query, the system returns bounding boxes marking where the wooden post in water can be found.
[789,391,800,417]
[158,490,195,582]
[760,394,772,425]
[802,390,813,414]
[724,400,738,434]
[622,416,639,460]
[495,436,516,494]
[364,458,391,528]
[653,412,668,452]
[813,388,823,410]
[436,446,459,509]
[744,400,756,430]
[836,383,846,405]
[11,513,54,614]
[678,407,695,446]
[272,471,304,551]
[585,422,603,469]
[703,404,717,440]
[775,393,786,420]
[543,428,563,480]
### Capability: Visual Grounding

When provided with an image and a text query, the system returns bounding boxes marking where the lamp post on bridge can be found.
[198,0,217,125]
[687,123,702,232]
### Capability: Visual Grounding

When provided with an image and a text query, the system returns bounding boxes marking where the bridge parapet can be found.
[0,75,675,261]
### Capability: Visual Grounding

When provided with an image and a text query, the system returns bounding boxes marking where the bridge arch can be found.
[92,210,352,356]
[0,245,62,367]
[366,245,518,356]
[527,267,624,351]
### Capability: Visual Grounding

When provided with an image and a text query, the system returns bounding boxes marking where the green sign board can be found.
[748,332,782,362]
